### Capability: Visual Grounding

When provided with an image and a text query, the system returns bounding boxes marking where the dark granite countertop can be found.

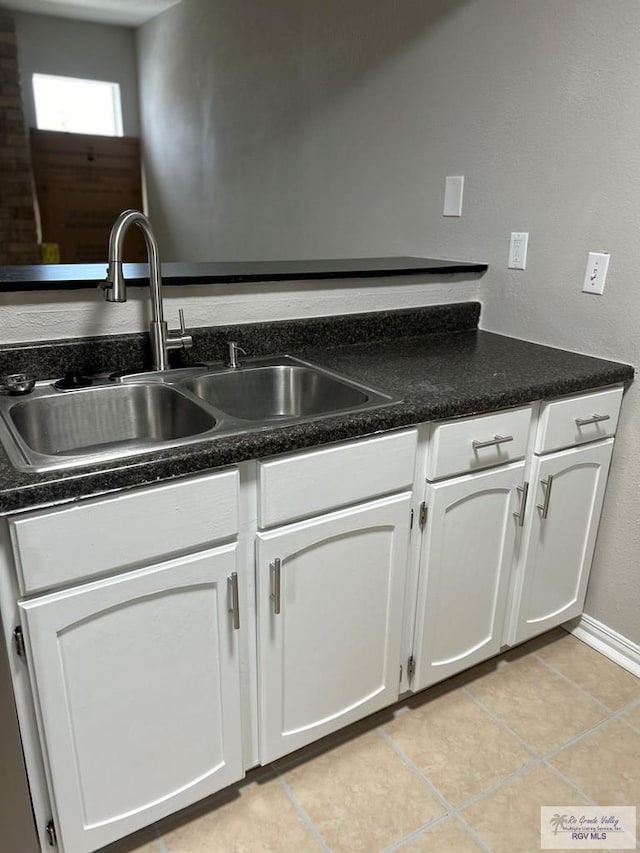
[0,305,632,515]
[0,257,487,291]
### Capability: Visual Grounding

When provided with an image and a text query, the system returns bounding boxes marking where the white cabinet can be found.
[412,462,525,691]
[256,493,411,762]
[508,439,614,645]
[19,546,244,853]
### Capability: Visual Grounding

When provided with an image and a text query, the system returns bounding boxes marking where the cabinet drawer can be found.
[535,386,623,454]
[258,429,417,528]
[426,406,532,481]
[10,469,239,594]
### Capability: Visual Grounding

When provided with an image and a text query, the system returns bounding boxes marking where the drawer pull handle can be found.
[270,558,281,615]
[472,434,514,450]
[227,572,240,630]
[575,413,610,427]
[513,481,529,527]
[537,474,554,519]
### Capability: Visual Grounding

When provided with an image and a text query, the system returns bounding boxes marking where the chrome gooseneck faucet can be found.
[102,209,192,371]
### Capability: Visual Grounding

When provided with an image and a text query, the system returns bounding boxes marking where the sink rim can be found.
[0,355,400,473]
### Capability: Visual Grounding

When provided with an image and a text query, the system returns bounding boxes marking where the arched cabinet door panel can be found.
[413,461,525,692]
[257,493,411,763]
[510,439,613,645]
[20,546,244,853]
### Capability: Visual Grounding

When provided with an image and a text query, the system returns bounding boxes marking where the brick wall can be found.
[0,8,40,265]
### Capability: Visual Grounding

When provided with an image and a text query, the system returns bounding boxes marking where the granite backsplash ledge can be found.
[0,302,480,379]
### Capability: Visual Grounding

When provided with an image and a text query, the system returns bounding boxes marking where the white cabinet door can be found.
[412,462,525,691]
[20,546,244,853]
[509,439,614,645]
[257,493,411,763]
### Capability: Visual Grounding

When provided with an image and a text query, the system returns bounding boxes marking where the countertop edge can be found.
[0,363,632,517]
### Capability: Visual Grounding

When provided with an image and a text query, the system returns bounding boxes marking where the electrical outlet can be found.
[508,232,529,270]
[443,176,464,217]
[582,252,610,295]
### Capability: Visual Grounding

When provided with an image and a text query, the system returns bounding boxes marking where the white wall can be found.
[137,0,479,263]
[376,0,640,644]
[13,11,140,136]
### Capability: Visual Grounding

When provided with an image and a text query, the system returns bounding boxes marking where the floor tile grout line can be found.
[541,713,619,762]
[153,835,168,853]
[377,727,492,853]
[545,762,640,847]
[454,760,541,813]
[463,682,626,764]
[382,813,453,853]
[376,727,453,814]
[461,686,539,757]
[542,759,597,806]
[276,776,331,853]
[531,650,629,712]
[451,809,494,853]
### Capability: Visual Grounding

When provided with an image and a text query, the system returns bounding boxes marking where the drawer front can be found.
[10,469,239,594]
[535,386,623,455]
[427,406,533,481]
[258,429,417,528]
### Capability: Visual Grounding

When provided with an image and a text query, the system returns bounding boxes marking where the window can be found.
[32,73,123,137]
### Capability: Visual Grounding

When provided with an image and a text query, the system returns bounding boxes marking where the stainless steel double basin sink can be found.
[0,356,396,472]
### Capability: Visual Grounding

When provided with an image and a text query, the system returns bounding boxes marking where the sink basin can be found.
[0,356,396,472]
[2,384,216,470]
[181,363,372,421]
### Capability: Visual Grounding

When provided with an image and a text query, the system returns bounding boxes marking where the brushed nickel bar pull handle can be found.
[513,481,529,527]
[270,558,281,615]
[537,474,554,519]
[228,572,240,630]
[472,434,514,450]
[575,414,610,426]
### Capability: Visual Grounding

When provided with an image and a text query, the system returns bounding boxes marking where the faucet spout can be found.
[102,210,192,371]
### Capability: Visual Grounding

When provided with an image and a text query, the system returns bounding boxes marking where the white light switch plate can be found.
[508,232,529,269]
[443,176,464,217]
[582,252,610,295]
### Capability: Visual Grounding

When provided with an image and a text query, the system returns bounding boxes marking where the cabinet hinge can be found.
[45,819,57,847]
[407,655,416,682]
[13,625,26,659]
[410,508,414,530]
[399,663,403,683]
[419,502,428,530]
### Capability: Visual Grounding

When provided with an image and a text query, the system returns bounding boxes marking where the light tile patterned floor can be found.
[110,629,640,853]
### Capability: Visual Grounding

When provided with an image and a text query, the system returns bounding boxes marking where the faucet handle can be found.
[167,308,193,351]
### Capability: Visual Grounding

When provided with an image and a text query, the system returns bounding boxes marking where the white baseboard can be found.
[564,614,640,679]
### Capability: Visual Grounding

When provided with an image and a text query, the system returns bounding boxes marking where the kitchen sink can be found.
[0,356,397,472]
[181,362,371,421]
[0,383,217,471]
